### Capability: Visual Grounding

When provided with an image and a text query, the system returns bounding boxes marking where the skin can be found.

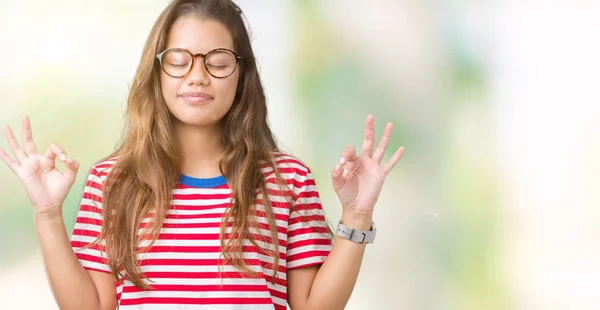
[162,16,241,178]
[0,15,404,310]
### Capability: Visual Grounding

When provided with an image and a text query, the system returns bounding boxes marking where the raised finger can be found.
[360,114,375,157]
[383,146,405,174]
[0,147,19,174]
[21,115,39,155]
[3,125,27,162]
[372,122,394,164]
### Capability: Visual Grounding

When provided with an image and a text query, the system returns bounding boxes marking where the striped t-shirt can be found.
[70,152,333,309]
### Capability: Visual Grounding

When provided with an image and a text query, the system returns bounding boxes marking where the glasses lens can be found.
[205,50,237,78]
[161,50,192,77]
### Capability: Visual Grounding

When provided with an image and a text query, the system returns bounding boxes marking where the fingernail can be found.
[60,154,66,161]
[339,157,346,165]
[334,163,341,172]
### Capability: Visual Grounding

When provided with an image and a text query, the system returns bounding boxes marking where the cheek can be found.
[217,75,240,103]
[160,74,179,100]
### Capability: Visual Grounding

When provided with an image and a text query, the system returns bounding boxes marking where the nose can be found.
[186,56,210,85]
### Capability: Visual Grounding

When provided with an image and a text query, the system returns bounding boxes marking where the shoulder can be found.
[87,156,119,182]
[263,151,313,177]
[261,151,319,197]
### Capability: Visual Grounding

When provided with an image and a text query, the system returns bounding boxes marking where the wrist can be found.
[341,211,373,231]
[33,205,64,223]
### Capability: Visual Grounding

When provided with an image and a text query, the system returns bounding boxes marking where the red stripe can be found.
[178,183,229,190]
[288,214,326,224]
[85,178,103,190]
[287,226,329,238]
[169,202,230,210]
[287,250,330,263]
[264,176,314,188]
[78,204,102,214]
[82,191,103,203]
[71,241,105,251]
[72,229,101,238]
[152,233,287,247]
[287,238,332,250]
[171,193,231,200]
[142,272,287,287]
[119,297,274,306]
[295,190,320,199]
[269,287,287,301]
[76,253,108,264]
[81,265,112,274]
[75,217,102,226]
[123,284,269,293]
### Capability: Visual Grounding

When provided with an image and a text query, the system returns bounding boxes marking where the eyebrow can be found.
[165,46,235,53]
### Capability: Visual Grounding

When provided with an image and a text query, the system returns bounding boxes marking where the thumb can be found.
[332,145,356,191]
[62,157,80,184]
[331,160,345,192]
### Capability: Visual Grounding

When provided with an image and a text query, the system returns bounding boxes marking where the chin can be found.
[172,112,223,127]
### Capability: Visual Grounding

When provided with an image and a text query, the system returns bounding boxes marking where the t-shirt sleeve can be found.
[286,167,333,269]
[70,167,111,274]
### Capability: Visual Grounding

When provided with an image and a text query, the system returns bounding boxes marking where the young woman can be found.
[0,0,404,309]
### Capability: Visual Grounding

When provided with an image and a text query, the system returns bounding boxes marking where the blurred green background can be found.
[2,1,600,309]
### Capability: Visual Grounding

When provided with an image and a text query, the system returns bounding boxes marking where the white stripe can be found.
[255,194,294,204]
[287,256,327,269]
[172,187,231,195]
[74,222,102,232]
[136,239,285,253]
[118,304,276,310]
[293,196,322,205]
[137,278,288,294]
[149,227,287,241]
[287,233,330,244]
[121,290,271,300]
[287,244,332,256]
[165,207,228,215]
[289,209,325,219]
[138,265,286,280]
[71,235,105,245]
[73,248,106,259]
[141,216,288,228]
[80,260,110,272]
[264,182,294,193]
[270,296,287,308]
[86,186,104,198]
[78,198,103,210]
[288,220,328,231]
[170,199,231,206]
[139,277,271,286]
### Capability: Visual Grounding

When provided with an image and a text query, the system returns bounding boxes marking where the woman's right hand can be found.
[0,115,80,218]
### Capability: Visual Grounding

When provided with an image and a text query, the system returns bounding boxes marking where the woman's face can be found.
[160,15,240,127]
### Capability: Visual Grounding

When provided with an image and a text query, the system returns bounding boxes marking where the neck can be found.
[174,120,224,178]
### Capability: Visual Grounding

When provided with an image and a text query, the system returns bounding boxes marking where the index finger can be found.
[22,115,39,155]
[360,114,375,157]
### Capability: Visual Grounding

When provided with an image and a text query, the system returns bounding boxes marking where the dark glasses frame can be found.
[156,47,243,79]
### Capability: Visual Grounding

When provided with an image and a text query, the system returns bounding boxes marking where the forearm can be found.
[34,211,102,310]
[305,213,372,310]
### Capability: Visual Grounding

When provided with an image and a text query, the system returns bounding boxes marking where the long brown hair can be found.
[99,0,290,289]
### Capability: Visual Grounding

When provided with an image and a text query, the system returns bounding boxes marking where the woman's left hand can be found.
[331,115,405,222]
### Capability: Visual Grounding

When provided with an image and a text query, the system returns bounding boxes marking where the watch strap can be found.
[335,220,376,244]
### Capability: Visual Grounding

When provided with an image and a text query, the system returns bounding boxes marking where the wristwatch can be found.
[335,220,377,244]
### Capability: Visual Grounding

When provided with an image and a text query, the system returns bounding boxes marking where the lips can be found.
[180,91,213,103]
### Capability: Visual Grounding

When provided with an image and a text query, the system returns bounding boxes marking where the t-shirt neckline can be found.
[179,174,227,188]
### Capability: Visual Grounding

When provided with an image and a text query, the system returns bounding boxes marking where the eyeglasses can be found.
[156,48,242,79]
